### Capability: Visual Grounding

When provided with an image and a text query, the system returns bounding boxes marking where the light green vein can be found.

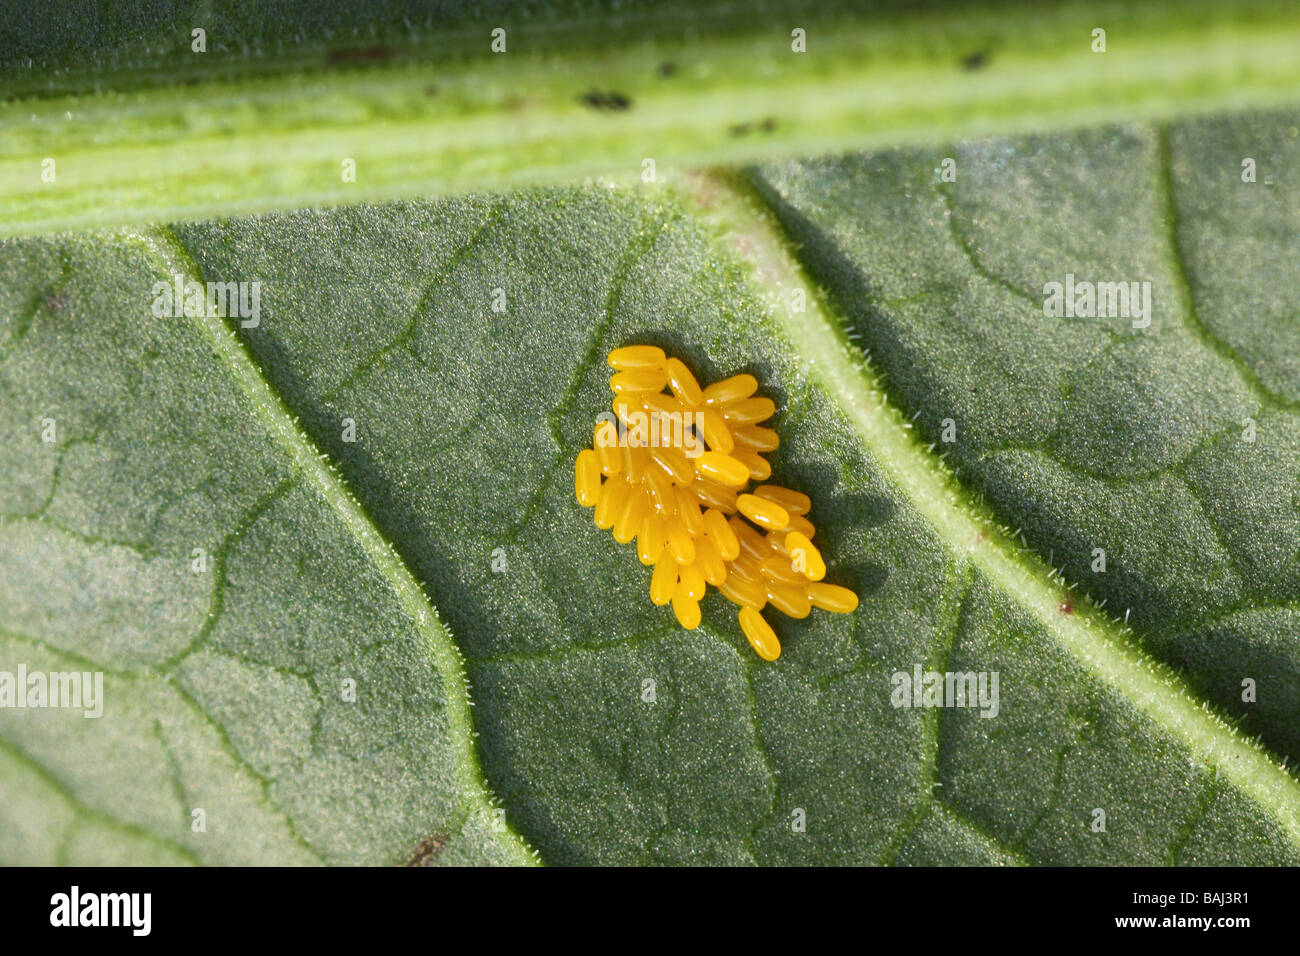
[6,0,1300,236]
[686,170,1300,849]
[130,225,538,867]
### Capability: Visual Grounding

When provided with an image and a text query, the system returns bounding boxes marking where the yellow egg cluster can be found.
[574,344,858,661]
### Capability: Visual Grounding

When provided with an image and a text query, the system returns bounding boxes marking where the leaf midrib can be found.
[6,0,1300,237]
[690,170,1300,847]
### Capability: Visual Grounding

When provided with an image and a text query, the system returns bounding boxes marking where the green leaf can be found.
[4,106,1300,865]
[5,0,1300,236]
[748,115,1300,762]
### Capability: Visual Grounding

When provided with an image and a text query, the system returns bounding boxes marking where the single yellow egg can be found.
[737,493,790,531]
[784,530,825,581]
[574,449,602,507]
[721,396,776,425]
[694,534,728,586]
[738,607,781,661]
[611,368,669,394]
[593,422,623,477]
[697,408,734,453]
[765,580,811,619]
[672,589,702,629]
[721,573,768,611]
[754,484,811,516]
[808,582,859,614]
[608,345,666,369]
[650,553,678,606]
[665,516,696,566]
[732,425,780,452]
[593,476,630,530]
[760,555,807,587]
[703,508,740,561]
[702,373,758,406]
[678,564,706,601]
[664,357,704,407]
[694,451,750,489]
[731,447,771,481]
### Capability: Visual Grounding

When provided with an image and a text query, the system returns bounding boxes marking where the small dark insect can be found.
[656,61,677,77]
[403,832,449,866]
[729,118,777,138]
[579,89,632,112]
[326,45,398,66]
[962,50,989,71]
[1058,601,1074,615]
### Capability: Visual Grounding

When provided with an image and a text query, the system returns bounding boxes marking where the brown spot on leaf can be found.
[403,832,449,866]
[962,50,989,71]
[579,89,632,112]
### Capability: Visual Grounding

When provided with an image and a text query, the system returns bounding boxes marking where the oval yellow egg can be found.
[703,508,740,561]
[728,515,770,561]
[674,487,704,536]
[697,408,734,453]
[784,530,825,581]
[613,487,649,544]
[652,446,694,485]
[754,484,811,516]
[574,449,601,507]
[611,368,668,393]
[694,451,749,489]
[721,396,776,425]
[808,582,859,614]
[666,516,696,566]
[664,357,704,407]
[690,478,739,513]
[732,425,780,452]
[721,573,767,611]
[695,534,728,586]
[731,447,771,481]
[737,493,790,531]
[593,422,623,477]
[760,555,807,586]
[672,589,702,629]
[702,373,757,406]
[650,553,678,606]
[608,345,665,369]
[678,564,706,601]
[738,606,781,661]
[644,466,676,516]
[765,581,811,619]
[593,475,630,530]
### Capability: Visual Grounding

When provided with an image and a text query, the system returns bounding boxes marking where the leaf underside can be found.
[2,98,1300,864]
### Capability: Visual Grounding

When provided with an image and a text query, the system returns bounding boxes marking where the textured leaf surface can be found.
[750,114,1300,762]
[3,107,1299,865]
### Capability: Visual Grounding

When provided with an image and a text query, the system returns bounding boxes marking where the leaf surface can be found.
[4,107,1299,863]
